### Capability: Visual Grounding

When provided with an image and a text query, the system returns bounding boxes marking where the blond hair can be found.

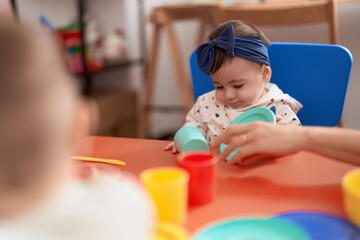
[0,18,78,192]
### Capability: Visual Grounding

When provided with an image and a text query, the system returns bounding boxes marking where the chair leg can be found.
[337,118,343,127]
[137,23,162,139]
[328,0,339,45]
[165,22,194,113]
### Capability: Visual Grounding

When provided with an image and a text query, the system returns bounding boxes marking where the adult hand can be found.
[212,121,304,165]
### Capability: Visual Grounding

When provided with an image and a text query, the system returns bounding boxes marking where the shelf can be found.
[75,58,144,76]
[76,0,145,95]
[102,58,144,71]
[10,0,146,95]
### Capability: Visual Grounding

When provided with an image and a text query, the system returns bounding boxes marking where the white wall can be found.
[337,3,360,129]
[16,0,77,26]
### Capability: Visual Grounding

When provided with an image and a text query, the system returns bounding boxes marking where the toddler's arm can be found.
[272,104,301,127]
[164,98,209,153]
[276,115,288,126]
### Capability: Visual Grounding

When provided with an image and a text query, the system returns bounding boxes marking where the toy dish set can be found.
[193,211,360,240]
[273,210,360,240]
[174,126,209,153]
[153,222,189,240]
[177,152,218,205]
[193,217,310,240]
[342,169,360,230]
[220,107,276,161]
[174,107,275,154]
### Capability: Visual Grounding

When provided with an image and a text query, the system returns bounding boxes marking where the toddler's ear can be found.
[262,65,272,83]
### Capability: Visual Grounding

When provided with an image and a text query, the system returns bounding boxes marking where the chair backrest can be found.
[189,43,353,126]
[213,0,339,44]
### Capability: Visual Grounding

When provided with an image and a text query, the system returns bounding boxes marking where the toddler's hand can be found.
[276,115,288,126]
[164,142,178,154]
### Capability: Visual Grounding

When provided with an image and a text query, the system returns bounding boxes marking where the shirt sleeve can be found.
[183,98,208,137]
[272,103,302,126]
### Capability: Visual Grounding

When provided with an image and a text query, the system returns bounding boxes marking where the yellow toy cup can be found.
[152,222,190,240]
[141,167,189,224]
[342,168,360,228]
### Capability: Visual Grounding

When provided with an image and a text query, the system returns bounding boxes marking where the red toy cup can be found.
[177,151,218,205]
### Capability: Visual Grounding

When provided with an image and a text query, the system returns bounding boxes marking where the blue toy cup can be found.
[174,126,209,153]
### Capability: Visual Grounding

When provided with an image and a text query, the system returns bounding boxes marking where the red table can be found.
[76,136,358,233]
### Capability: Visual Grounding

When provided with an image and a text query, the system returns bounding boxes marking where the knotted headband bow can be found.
[196,24,270,75]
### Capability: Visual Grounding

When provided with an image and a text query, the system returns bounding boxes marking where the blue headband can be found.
[196,24,270,75]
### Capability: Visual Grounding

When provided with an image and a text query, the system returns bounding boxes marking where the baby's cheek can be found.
[240,92,258,105]
[241,89,263,105]
[215,91,225,104]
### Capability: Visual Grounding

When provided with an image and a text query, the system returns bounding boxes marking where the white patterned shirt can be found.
[184,83,303,143]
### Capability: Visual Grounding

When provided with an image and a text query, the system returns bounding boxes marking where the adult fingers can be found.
[228,143,259,164]
[213,124,251,148]
[221,132,254,161]
[277,120,288,126]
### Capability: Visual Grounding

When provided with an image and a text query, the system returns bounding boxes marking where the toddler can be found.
[0,17,154,239]
[166,20,302,153]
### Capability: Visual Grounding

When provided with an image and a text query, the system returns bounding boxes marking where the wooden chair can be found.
[138,0,341,138]
[214,0,339,44]
[137,5,216,138]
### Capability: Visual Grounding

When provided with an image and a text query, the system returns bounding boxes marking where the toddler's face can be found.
[211,57,269,109]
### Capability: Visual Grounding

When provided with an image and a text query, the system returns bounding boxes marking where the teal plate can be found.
[220,107,276,161]
[193,218,310,240]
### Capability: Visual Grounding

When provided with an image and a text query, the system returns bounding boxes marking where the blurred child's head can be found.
[196,20,272,109]
[0,18,92,217]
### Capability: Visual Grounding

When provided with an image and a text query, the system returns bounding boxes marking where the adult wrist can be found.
[301,127,317,152]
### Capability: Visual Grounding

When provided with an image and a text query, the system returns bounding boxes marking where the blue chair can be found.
[189,43,353,126]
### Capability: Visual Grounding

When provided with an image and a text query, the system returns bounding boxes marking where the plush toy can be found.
[84,14,127,65]
[101,29,128,63]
